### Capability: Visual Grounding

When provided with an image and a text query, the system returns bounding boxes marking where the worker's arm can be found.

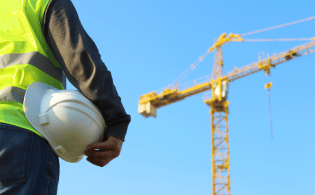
[42,0,131,142]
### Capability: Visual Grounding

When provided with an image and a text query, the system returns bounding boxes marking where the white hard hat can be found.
[23,82,106,163]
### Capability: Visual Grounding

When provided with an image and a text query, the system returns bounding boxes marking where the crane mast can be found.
[138,17,314,195]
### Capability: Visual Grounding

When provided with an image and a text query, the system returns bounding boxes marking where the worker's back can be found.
[0,0,66,138]
[0,1,65,194]
[0,0,131,194]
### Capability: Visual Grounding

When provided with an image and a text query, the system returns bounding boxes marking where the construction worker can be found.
[0,0,131,194]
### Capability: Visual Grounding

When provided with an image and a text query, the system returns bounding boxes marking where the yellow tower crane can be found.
[138,16,315,195]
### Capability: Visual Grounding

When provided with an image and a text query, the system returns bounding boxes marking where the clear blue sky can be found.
[57,0,315,194]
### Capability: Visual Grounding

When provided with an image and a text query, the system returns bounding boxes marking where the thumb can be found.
[86,136,111,150]
[86,137,116,150]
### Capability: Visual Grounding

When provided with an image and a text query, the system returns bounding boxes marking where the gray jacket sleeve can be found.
[41,0,131,142]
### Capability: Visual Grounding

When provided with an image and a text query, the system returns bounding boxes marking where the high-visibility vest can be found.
[0,0,67,138]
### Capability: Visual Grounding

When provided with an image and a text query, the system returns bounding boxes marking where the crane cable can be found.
[167,16,314,89]
[264,80,273,140]
[241,16,314,37]
[267,87,273,140]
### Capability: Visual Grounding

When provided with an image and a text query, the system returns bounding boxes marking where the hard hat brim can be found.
[23,82,58,138]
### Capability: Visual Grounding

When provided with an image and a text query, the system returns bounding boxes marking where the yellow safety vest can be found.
[0,0,66,138]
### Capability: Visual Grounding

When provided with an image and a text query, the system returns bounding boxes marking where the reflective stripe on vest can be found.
[0,87,25,104]
[0,81,66,105]
[0,52,66,84]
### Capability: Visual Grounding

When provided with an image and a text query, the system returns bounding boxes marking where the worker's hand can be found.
[84,136,123,167]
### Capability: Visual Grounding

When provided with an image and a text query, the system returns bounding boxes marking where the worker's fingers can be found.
[86,141,115,150]
[85,149,119,167]
[84,136,122,167]
[84,148,120,159]
[86,156,110,167]
[84,143,120,155]
[86,136,122,151]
